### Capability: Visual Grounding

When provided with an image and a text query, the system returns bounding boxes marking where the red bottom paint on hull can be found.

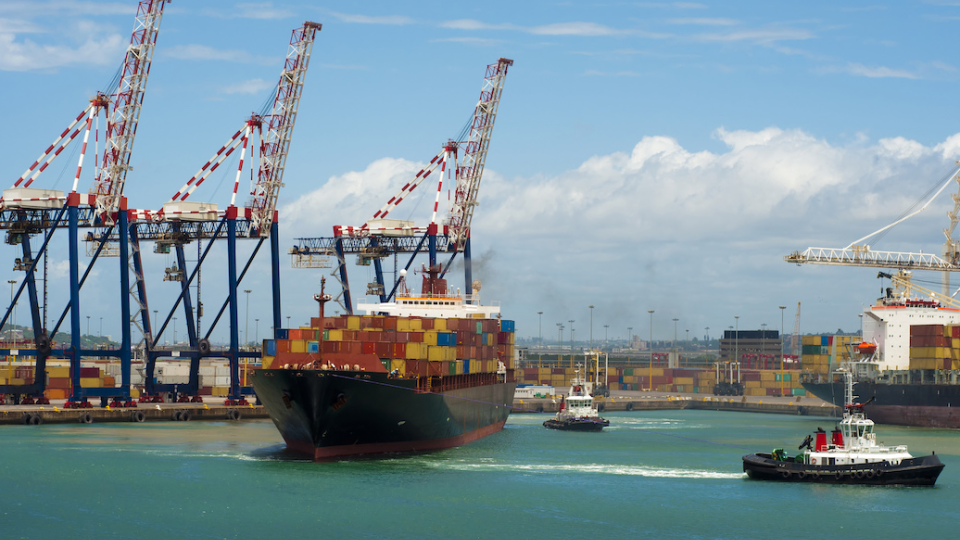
[286,419,508,460]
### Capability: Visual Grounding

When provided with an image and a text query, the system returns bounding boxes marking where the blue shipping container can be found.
[265,339,277,356]
[307,341,319,354]
[277,328,289,340]
[463,359,471,374]
[821,335,828,346]
[501,320,515,333]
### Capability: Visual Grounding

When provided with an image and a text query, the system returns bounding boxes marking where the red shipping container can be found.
[409,332,423,343]
[428,361,443,376]
[376,342,392,358]
[393,343,406,358]
[79,367,99,378]
[361,342,377,355]
[405,360,427,376]
[384,317,398,331]
[322,341,340,354]
[421,318,435,330]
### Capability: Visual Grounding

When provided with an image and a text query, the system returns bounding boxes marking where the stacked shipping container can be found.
[909,324,960,370]
[517,366,806,396]
[260,314,516,377]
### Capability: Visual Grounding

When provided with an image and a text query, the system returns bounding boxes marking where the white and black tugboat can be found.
[543,367,609,432]
[743,366,944,485]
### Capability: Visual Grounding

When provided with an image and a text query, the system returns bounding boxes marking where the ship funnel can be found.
[815,431,828,451]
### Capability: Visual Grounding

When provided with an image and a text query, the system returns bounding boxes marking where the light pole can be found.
[734,315,740,384]
[86,315,90,336]
[760,323,767,369]
[556,323,564,366]
[537,311,543,366]
[779,305,786,397]
[286,315,291,329]
[244,289,252,347]
[99,317,102,338]
[604,324,609,344]
[255,318,259,345]
[589,305,594,351]
[6,279,16,340]
[568,319,575,368]
[173,317,178,345]
[705,326,709,342]
[648,309,654,391]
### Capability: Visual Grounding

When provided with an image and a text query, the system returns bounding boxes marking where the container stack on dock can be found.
[908,324,960,370]
[517,366,806,396]
[800,334,858,374]
[260,315,515,376]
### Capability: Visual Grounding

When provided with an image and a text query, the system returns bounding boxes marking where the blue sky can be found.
[3,1,960,346]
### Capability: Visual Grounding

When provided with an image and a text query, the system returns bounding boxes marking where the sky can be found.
[3,0,960,347]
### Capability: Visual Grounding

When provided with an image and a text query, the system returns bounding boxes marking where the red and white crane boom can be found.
[248,21,321,236]
[446,57,513,249]
[93,0,168,223]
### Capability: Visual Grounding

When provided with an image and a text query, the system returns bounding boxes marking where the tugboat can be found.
[543,367,609,432]
[742,366,944,485]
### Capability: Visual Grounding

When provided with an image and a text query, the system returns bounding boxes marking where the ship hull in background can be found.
[252,369,517,459]
[802,381,960,428]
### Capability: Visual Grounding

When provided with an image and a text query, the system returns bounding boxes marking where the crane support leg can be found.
[372,237,387,303]
[227,214,240,400]
[68,196,82,402]
[271,220,282,339]
[464,236,473,304]
[118,208,132,399]
[335,237,352,315]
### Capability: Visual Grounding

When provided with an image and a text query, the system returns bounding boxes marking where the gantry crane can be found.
[0,0,168,406]
[115,21,321,404]
[291,58,513,314]
[785,163,960,296]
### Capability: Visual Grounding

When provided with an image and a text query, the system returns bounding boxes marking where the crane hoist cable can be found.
[872,165,958,246]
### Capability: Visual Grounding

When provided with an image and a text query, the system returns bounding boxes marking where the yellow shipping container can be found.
[327,329,343,341]
[347,316,361,330]
[262,355,275,369]
[390,359,405,375]
[291,340,306,353]
[213,386,229,397]
[434,319,447,331]
[744,380,761,388]
[80,377,100,387]
[424,331,439,346]
[427,346,445,362]
[760,372,775,381]
[47,366,70,378]
[674,377,694,386]
[910,358,939,370]
[409,318,423,331]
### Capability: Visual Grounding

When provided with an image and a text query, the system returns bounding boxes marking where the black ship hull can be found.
[543,417,609,432]
[803,381,960,428]
[742,452,944,485]
[251,369,517,459]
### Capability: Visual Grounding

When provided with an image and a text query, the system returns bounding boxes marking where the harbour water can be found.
[2,410,958,539]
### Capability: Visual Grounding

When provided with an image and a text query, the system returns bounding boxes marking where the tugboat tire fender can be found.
[796,471,807,480]
[810,472,820,481]
[834,471,843,480]
[865,470,875,479]
[779,471,791,480]
[854,471,865,479]
[875,468,883,477]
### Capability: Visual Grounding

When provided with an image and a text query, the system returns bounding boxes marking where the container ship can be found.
[802,274,960,428]
[251,271,517,459]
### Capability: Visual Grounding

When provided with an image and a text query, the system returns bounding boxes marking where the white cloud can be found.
[844,62,920,79]
[0,1,132,17]
[0,32,124,71]
[329,12,415,25]
[235,3,295,20]
[668,18,740,26]
[221,78,275,95]
[278,128,960,341]
[695,28,815,44]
